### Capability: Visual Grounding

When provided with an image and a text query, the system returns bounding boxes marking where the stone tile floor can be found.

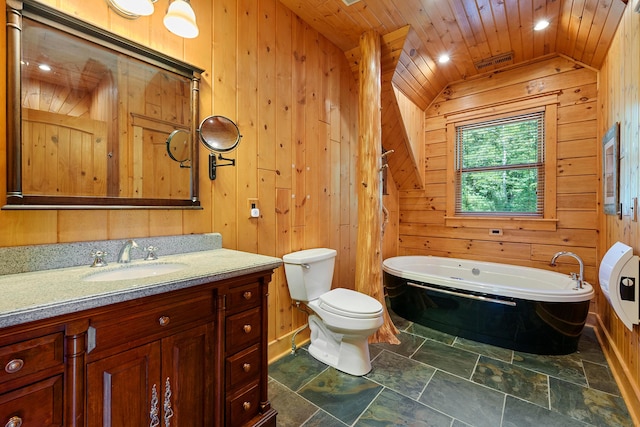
[268,314,634,426]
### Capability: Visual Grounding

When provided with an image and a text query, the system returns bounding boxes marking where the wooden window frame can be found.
[444,93,559,231]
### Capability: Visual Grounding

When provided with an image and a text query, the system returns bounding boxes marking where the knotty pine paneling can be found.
[598,2,640,422]
[402,55,599,282]
[0,0,360,362]
[394,87,425,183]
[278,0,626,116]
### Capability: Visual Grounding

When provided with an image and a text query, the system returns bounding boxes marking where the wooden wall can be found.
[209,0,359,359]
[0,0,359,360]
[597,2,640,421]
[381,88,424,260]
[394,86,424,178]
[400,55,600,287]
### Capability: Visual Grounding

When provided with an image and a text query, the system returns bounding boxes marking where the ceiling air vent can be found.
[474,51,514,71]
[342,0,361,5]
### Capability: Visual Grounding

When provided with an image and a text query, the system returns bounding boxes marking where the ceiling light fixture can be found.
[438,54,450,64]
[534,20,550,31]
[105,0,199,39]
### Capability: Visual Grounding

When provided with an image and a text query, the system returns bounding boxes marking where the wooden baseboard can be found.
[268,326,310,364]
[592,315,640,425]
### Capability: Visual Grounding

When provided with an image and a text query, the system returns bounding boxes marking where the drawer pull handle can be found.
[242,401,251,411]
[159,316,171,327]
[243,324,252,334]
[5,359,24,374]
[243,291,252,300]
[5,416,23,427]
[242,363,251,373]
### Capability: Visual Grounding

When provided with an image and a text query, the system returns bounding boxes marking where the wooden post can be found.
[356,31,400,344]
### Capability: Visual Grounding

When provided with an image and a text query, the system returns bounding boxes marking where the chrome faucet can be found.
[117,240,138,263]
[550,251,584,289]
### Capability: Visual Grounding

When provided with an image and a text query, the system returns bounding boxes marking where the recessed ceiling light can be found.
[438,54,450,64]
[534,20,550,31]
[38,64,51,71]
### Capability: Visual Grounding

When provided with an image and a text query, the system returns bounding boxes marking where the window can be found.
[455,111,544,216]
[444,94,559,231]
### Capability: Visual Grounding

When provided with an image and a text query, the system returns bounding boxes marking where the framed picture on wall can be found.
[602,122,620,215]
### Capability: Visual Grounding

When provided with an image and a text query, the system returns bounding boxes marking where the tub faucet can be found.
[117,240,138,263]
[550,251,584,289]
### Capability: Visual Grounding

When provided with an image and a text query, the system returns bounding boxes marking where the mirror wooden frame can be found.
[5,0,204,209]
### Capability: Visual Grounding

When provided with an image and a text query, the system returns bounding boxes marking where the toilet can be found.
[282,248,384,376]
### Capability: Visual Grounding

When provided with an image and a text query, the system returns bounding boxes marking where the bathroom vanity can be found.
[0,243,280,426]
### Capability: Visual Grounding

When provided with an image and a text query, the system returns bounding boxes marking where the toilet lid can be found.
[317,288,384,319]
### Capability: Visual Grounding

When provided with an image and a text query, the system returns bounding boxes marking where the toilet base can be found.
[307,315,373,376]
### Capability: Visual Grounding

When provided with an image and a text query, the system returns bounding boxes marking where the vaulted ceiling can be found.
[279,0,627,190]
[279,0,628,111]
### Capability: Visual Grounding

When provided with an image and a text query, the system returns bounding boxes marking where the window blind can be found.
[455,111,545,216]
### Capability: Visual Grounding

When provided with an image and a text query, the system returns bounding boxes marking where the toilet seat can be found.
[317,288,383,319]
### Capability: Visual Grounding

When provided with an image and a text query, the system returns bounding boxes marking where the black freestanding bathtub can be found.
[383,256,594,355]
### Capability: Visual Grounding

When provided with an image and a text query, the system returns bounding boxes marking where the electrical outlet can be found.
[247,198,258,210]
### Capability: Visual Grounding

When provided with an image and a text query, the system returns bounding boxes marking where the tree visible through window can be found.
[455,111,545,215]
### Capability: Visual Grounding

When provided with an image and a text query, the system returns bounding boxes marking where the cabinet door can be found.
[86,342,161,427]
[0,375,63,426]
[161,323,215,427]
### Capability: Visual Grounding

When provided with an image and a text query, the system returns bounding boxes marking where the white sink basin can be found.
[83,263,187,282]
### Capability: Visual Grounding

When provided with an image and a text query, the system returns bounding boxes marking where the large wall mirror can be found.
[5,0,203,209]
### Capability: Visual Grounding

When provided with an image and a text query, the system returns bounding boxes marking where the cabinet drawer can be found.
[226,344,260,390]
[0,334,63,385]
[92,294,214,353]
[226,382,260,427]
[0,375,63,426]
[226,308,261,351]
[226,282,260,313]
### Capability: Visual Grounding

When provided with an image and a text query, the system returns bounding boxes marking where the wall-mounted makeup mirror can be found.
[4,0,203,209]
[198,116,242,180]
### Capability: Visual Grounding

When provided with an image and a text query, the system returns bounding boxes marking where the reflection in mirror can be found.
[166,130,191,168]
[198,116,242,180]
[5,1,203,208]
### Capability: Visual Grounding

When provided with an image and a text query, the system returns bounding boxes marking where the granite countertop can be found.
[0,248,282,329]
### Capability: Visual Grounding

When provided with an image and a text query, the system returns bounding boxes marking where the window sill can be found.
[444,216,558,231]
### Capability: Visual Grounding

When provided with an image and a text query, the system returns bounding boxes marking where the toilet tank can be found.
[282,248,337,301]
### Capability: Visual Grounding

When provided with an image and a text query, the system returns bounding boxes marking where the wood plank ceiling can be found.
[279,0,628,111]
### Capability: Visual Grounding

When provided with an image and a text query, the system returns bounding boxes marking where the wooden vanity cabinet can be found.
[85,287,218,426]
[0,268,277,427]
[224,282,267,427]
